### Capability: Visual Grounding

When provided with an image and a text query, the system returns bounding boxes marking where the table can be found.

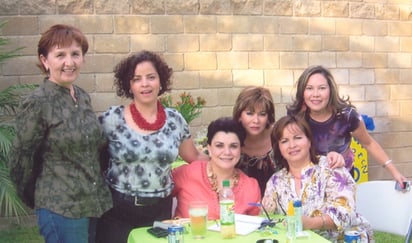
[127,221,331,243]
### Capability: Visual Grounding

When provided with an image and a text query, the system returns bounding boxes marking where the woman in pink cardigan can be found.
[172,117,261,219]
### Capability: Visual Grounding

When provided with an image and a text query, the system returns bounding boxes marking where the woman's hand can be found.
[302,214,335,230]
[326,151,345,169]
[389,166,408,190]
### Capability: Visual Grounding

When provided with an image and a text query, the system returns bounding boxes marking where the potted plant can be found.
[160,92,207,167]
[160,92,206,125]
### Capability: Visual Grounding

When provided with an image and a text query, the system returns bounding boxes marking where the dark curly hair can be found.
[207,117,246,147]
[113,50,173,99]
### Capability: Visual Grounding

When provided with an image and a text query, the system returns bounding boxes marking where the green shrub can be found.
[0,21,37,219]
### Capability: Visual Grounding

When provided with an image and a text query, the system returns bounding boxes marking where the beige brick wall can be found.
[1,0,411,180]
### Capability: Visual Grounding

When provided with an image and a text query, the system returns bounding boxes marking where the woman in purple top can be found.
[287,65,406,186]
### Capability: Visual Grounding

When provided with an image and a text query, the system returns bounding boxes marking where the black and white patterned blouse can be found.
[99,105,190,198]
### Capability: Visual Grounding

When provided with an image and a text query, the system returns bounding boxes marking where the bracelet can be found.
[321,215,326,230]
[382,159,392,168]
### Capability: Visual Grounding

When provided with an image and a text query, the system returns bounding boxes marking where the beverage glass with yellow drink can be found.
[189,201,208,239]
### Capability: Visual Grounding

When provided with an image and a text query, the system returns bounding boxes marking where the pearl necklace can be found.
[129,101,166,131]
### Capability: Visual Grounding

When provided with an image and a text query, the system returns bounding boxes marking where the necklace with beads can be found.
[207,163,240,194]
[129,101,166,131]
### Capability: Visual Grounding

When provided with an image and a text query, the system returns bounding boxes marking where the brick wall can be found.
[1,0,411,180]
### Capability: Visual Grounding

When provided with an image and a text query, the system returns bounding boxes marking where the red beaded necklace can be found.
[129,101,166,131]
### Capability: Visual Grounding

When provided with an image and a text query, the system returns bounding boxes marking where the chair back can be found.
[356,180,412,243]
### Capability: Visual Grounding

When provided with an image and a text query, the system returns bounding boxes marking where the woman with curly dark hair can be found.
[96,50,207,243]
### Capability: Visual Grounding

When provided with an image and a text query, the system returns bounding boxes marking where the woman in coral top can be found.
[172,117,261,219]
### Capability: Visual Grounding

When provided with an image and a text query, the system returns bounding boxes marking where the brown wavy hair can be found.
[287,65,354,118]
[232,86,275,129]
[271,115,319,171]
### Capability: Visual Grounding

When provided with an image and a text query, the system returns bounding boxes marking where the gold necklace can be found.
[207,163,239,194]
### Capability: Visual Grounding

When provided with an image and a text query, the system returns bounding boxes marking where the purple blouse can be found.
[307,107,361,169]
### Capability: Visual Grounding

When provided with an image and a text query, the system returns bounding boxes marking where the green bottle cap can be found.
[222,179,230,187]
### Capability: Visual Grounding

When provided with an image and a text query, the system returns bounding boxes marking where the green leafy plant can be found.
[161,92,207,167]
[0,84,37,218]
[0,21,36,219]
[0,22,23,64]
[160,92,206,124]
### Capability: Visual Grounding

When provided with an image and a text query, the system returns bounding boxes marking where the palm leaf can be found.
[0,84,37,115]
[0,125,14,162]
[0,22,35,219]
[0,163,27,219]
[0,21,25,64]
[0,84,36,218]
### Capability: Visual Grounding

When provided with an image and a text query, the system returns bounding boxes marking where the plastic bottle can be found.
[286,200,296,243]
[293,200,303,234]
[219,179,236,239]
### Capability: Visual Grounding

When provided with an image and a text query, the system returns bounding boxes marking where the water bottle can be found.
[293,200,303,234]
[286,200,296,243]
[219,179,236,239]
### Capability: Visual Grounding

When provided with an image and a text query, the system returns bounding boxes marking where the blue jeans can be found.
[36,208,89,243]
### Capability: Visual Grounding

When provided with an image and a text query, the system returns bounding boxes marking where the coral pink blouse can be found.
[172,160,261,219]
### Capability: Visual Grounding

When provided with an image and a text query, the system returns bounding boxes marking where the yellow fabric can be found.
[351,138,368,183]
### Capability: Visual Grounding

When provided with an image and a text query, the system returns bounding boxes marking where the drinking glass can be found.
[188,201,208,239]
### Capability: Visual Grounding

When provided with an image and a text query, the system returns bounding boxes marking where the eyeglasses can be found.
[275,192,287,216]
[258,201,284,230]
